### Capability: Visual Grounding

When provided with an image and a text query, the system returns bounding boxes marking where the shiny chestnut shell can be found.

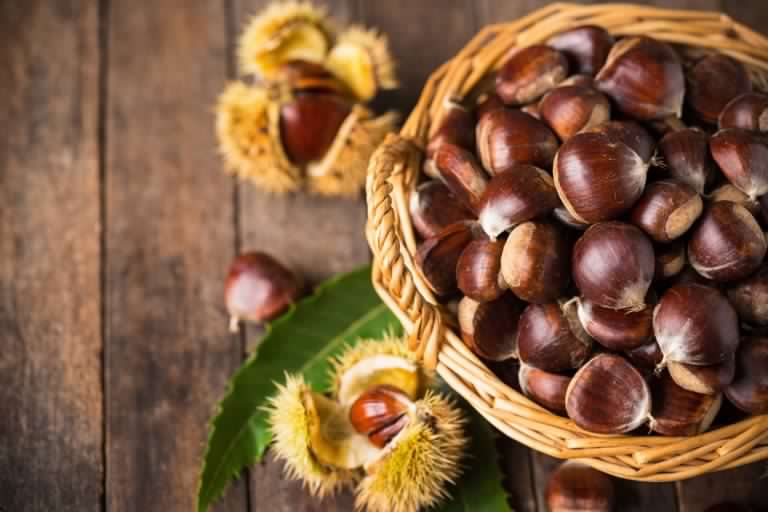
[434,143,489,212]
[649,371,722,436]
[518,364,571,414]
[576,298,653,351]
[630,180,703,242]
[589,120,656,164]
[539,85,611,141]
[458,294,524,361]
[409,181,473,239]
[668,357,736,395]
[426,101,476,157]
[710,128,768,199]
[719,92,768,132]
[456,237,506,302]
[495,45,569,105]
[280,92,351,164]
[725,336,768,414]
[516,302,592,372]
[547,25,615,76]
[625,340,664,369]
[727,265,768,326]
[349,385,411,448]
[686,54,752,125]
[658,128,716,194]
[415,221,479,296]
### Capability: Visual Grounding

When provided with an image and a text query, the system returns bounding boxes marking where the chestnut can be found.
[595,36,684,120]
[495,45,568,105]
[709,184,762,218]
[658,128,716,194]
[475,92,504,121]
[409,181,473,239]
[476,164,560,239]
[589,120,656,164]
[280,92,351,164]
[476,108,560,174]
[349,384,411,448]
[426,100,476,158]
[434,143,489,212]
[572,222,655,311]
[688,201,766,282]
[565,353,651,434]
[576,298,653,351]
[630,180,702,242]
[686,54,752,125]
[457,293,524,361]
[518,363,571,414]
[727,265,768,325]
[719,92,768,132]
[649,371,722,436]
[416,221,480,296]
[655,241,686,281]
[539,85,611,140]
[554,132,648,223]
[547,25,615,76]
[516,302,592,372]
[725,336,768,414]
[654,283,740,366]
[710,128,768,199]
[626,340,664,370]
[667,356,735,395]
[225,251,303,331]
[456,237,506,302]
[545,461,615,512]
[553,206,589,231]
[501,221,571,303]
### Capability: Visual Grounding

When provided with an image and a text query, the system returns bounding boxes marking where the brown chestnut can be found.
[565,353,651,434]
[596,36,684,120]
[572,222,655,311]
[415,221,480,296]
[545,461,615,512]
[501,221,571,303]
[725,336,768,414]
[225,251,303,331]
[719,92,768,132]
[516,302,592,372]
[458,294,524,361]
[349,384,411,448]
[476,108,560,174]
[495,45,568,105]
[476,165,560,239]
[688,201,766,282]
[589,120,656,164]
[727,265,768,325]
[576,298,653,351]
[554,132,649,223]
[630,180,702,242]
[539,85,611,140]
[280,92,351,164]
[649,371,722,436]
[626,340,664,370]
[654,283,740,366]
[553,206,589,231]
[456,237,507,302]
[667,356,735,395]
[547,25,615,76]
[409,181,473,239]
[655,241,686,282]
[710,128,768,199]
[686,54,752,125]
[434,143,489,212]
[709,184,762,217]
[518,363,571,414]
[426,100,475,158]
[658,128,716,194]
[475,92,505,121]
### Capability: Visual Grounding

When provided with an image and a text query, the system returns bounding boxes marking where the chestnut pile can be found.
[412,26,768,436]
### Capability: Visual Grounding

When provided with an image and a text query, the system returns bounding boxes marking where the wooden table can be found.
[3,0,768,510]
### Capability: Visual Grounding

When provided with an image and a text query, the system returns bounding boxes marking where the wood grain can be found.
[103,1,247,511]
[0,1,103,511]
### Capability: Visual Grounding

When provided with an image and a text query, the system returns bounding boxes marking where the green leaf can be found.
[437,394,514,512]
[197,265,401,512]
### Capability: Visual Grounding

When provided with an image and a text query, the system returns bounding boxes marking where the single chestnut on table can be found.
[546,461,615,512]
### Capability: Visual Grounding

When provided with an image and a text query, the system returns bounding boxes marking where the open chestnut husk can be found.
[719,92,768,132]
[539,85,611,141]
[572,222,655,311]
[688,201,766,283]
[654,283,740,366]
[589,120,656,164]
[686,54,752,125]
[667,356,735,395]
[476,164,560,239]
[658,128,716,194]
[710,128,768,200]
[456,237,507,302]
[458,294,524,361]
[496,45,569,105]
[630,180,702,242]
[501,221,571,303]
[595,36,684,120]
[433,143,489,212]
[554,132,648,223]
[727,265,768,326]
[516,301,592,372]
[575,298,653,351]
[426,100,476,158]
[416,221,480,296]
[518,363,571,414]
[547,25,615,76]
[409,181,473,239]
[476,108,560,174]
[545,461,615,512]
[649,371,722,436]
[565,353,651,434]
[725,336,768,414]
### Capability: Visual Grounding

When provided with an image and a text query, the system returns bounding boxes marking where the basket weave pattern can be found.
[365,3,768,481]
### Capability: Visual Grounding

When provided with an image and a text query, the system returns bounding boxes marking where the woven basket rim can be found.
[365,2,768,481]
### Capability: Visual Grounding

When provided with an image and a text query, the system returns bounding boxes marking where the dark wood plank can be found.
[104,1,247,510]
[0,2,103,511]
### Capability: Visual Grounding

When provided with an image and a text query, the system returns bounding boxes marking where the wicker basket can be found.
[365,3,768,481]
